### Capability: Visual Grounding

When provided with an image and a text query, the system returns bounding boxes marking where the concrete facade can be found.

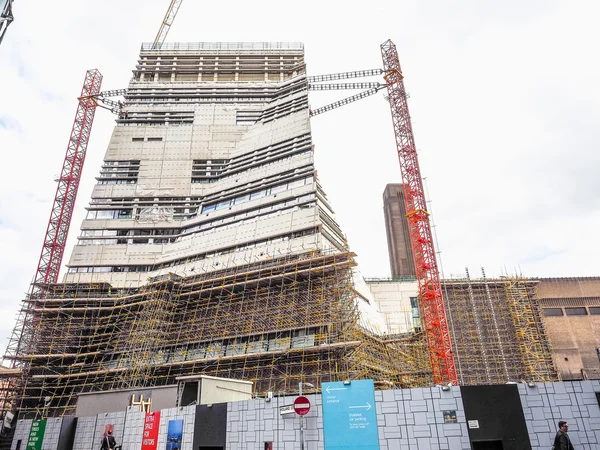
[365,279,420,334]
[63,42,347,288]
[76,386,178,417]
[12,381,600,450]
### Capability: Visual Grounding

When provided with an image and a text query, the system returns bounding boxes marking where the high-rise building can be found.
[382,183,416,278]
[64,42,346,284]
[4,42,427,417]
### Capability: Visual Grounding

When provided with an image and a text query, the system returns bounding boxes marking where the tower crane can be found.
[153,0,184,49]
[0,0,185,416]
[1,0,456,421]
[380,40,457,385]
[306,44,459,385]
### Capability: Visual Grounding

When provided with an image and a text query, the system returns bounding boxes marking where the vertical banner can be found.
[26,419,47,450]
[166,420,183,450]
[322,380,380,450]
[142,412,161,450]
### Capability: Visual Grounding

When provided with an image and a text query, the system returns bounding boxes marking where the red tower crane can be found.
[380,39,458,385]
[30,69,103,296]
[0,70,103,415]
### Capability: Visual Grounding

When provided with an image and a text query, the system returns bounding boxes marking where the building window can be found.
[147,137,163,142]
[132,137,144,142]
[410,297,420,318]
[97,160,140,184]
[565,307,587,316]
[542,308,564,317]
[589,307,600,315]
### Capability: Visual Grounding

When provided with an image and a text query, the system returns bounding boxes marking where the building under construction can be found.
[0,37,573,424]
[381,182,566,386]
[1,42,436,419]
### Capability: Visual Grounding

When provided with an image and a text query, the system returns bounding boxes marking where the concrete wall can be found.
[72,416,96,450]
[366,280,419,334]
[76,386,178,417]
[159,406,196,450]
[41,418,63,450]
[11,418,32,450]
[519,380,600,450]
[199,376,252,405]
[225,388,471,450]
[11,381,600,450]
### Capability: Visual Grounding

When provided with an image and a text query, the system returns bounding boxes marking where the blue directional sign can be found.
[322,379,380,450]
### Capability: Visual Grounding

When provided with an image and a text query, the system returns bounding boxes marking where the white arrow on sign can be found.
[349,402,372,411]
[325,386,348,394]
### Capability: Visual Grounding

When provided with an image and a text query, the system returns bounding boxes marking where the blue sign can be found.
[166,420,183,450]
[322,379,380,450]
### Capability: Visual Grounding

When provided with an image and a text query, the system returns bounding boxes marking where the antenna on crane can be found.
[152,0,184,50]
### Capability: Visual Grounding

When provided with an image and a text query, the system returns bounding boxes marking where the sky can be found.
[0,0,599,353]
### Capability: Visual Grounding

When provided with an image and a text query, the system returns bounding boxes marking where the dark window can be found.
[410,297,418,309]
[543,308,564,317]
[565,307,588,316]
[132,137,144,142]
[589,307,600,315]
[595,392,600,407]
[147,137,163,142]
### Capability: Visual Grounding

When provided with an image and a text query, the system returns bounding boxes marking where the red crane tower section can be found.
[30,69,103,295]
[380,40,458,385]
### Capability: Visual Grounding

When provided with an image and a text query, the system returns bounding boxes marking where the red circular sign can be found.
[294,396,311,416]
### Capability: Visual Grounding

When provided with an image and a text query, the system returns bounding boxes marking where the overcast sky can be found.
[0,0,599,353]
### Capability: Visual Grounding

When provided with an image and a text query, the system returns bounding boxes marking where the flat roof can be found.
[141,42,304,52]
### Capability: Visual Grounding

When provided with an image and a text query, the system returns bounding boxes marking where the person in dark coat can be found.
[101,430,117,450]
[554,421,575,450]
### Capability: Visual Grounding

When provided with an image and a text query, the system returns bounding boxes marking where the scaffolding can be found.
[3,250,429,417]
[442,270,559,385]
[504,276,557,382]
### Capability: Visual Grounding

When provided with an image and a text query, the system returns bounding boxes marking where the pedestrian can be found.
[101,429,117,450]
[553,421,574,450]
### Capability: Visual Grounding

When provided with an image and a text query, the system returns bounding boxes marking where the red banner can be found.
[142,412,160,450]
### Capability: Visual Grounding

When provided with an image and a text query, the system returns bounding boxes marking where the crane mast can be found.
[29,70,103,296]
[380,39,458,385]
[0,70,102,414]
[152,0,184,49]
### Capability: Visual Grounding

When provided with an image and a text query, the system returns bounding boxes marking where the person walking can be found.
[101,429,117,450]
[553,421,574,450]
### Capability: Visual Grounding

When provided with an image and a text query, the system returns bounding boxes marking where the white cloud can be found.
[0,0,598,351]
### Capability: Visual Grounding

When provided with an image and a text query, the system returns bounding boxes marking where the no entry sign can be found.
[294,396,311,415]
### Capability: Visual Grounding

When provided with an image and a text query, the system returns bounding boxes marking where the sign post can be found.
[321,380,379,450]
[297,383,313,450]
